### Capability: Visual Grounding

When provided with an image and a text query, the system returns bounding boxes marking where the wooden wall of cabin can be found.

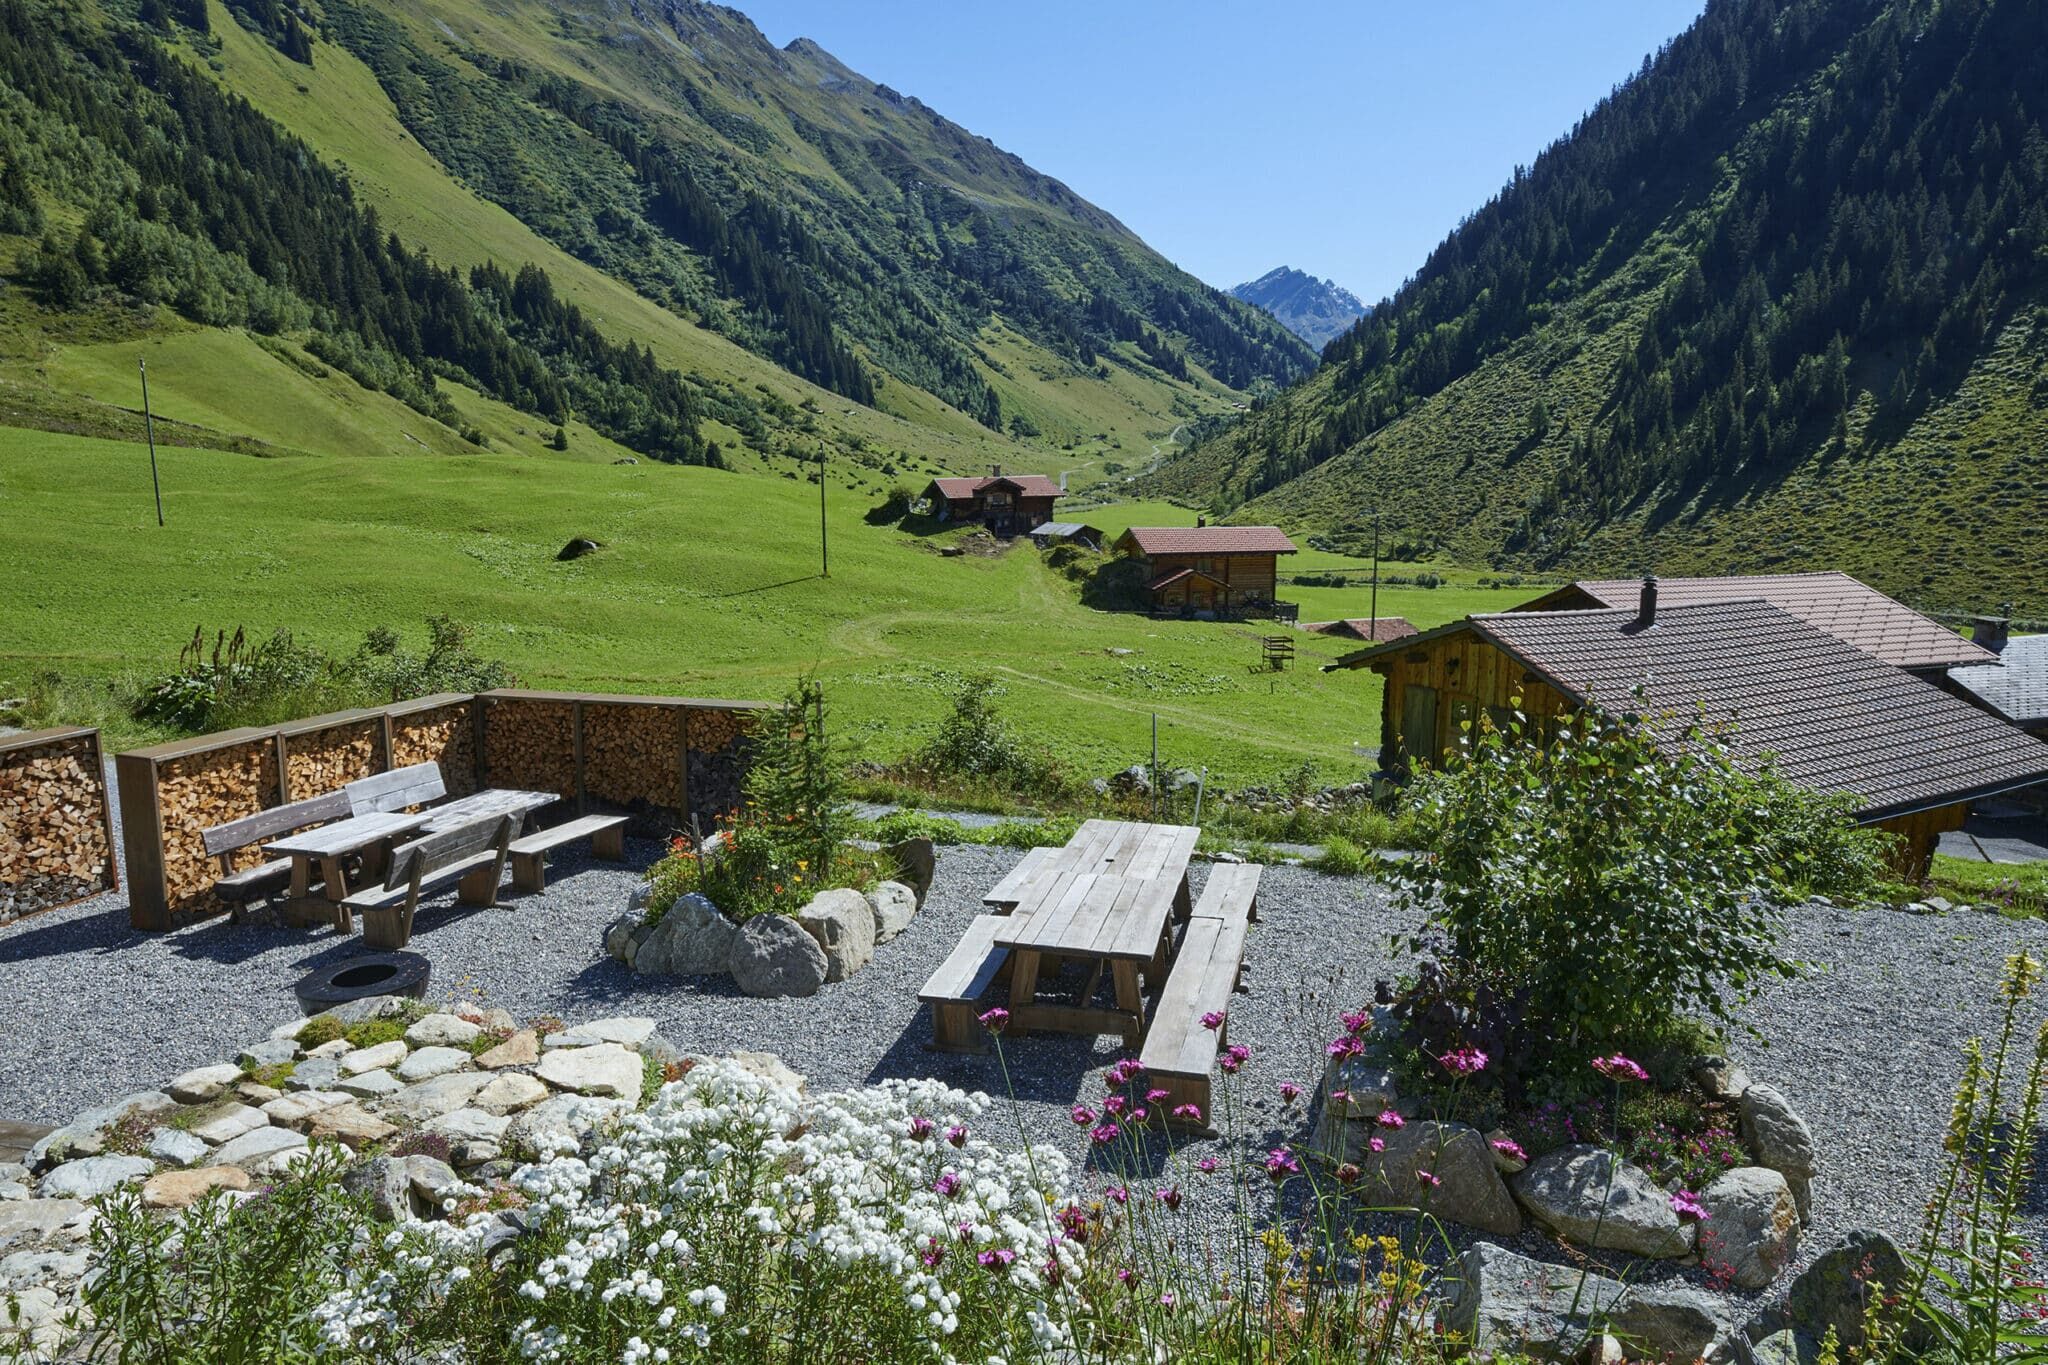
[1142,553,1279,603]
[1872,803,1967,881]
[1371,635,1574,770]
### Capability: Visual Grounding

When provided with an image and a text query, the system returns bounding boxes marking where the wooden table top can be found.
[265,810,430,859]
[420,788,560,833]
[995,820,1197,961]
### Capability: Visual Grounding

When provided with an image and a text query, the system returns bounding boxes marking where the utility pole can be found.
[140,357,164,527]
[818,445,829,578]
[1368,509,1381,639]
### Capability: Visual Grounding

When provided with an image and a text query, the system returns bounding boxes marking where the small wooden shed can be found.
[1326,588,2048,877]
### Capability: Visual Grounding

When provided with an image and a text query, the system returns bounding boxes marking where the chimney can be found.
[1636,574,1659,629]
[1196,515,1206,528]
[1972,610,2011,655]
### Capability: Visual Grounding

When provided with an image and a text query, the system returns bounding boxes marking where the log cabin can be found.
[921,473,1063,535]
[1325,580,2048,877]
[1113,526,1298,616]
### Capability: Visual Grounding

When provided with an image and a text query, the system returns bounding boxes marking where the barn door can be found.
[1399,685,1439,770]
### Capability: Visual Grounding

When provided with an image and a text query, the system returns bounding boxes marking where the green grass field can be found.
[0,429,1536,783]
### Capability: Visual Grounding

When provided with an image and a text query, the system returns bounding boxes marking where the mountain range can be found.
[1229,267,1367,350]
[1162,0,2048,614]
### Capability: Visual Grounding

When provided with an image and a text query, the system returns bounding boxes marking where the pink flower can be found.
[1172,1103,1204,1122]
[1439,1046,1489,1076]
[1341,1009,1373,1035]
[1117,1267,1138,1286]
[1130,1107,1150,1124]
[1070,1103,1097,1126]
[1264,1147,1301,1182]
[1220,1044,1251,1074]
[1090,1121,1121,1145]
[933,1171,961,1197]
[1591,1054,1648,1083]
[1200,1010,1226,1031]
[1335,1162,1361,1185]
[1369,1136,1385,1153]
[920,1240,945,1268]
[908,1116,935,1140]
[1105,1185,1130,1205]
[1279,1081,1303,1105]
[1042,1257,1063,1285]
[945,1123,968,1148]
[1416,1169,1442,1189]
[1146,1087,1169,1104]
[977,1247,1017,1269]
[1104,1094,1127,1117]
[1670,1189,1711,1222]
[1057,1205,1089,1241]
[1156,1185,1182,1211]
[1326,1035,1365,1060]
[1330,1088,1351,1105]
[1158,1290,1177,1308]
[1491,1137,1527,1162]
[1375,1109,1405,1130]
[1196,1156,1219,1174]
[978,1007,1010,1034]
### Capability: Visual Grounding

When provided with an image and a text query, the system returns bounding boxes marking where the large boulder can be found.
[883,839,936,905]
[1443,1242,1728,1362]
[1512,1145,1694,1258]
[1319,1050,1403,1120]
[1741,1085,1816,1221]
[797,888,875,982]
[506,1095,635,1159]
[634,894,739,976]
[1697,1166,1800,1289]
[1328,1118,1521,1237]
[1786,1229,1908,1352]
[728,913,828,998]
[866,881,919,943]
[405,1014,481,1048]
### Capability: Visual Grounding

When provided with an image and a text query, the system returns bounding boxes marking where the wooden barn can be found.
[921,473,1064,535]
[1513,571,1994,675]
[1113,525,1298,616]
[1326,582,2048,876]
[1028,521,1104,551]
[1302,617,1418,643]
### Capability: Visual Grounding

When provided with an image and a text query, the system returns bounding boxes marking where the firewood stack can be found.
[0,730,113,924]
[685,706,760,829]
[392,703,476,797]
[285,719,379,799]
[157,740,278,910]
[584,703,681,819]
[482,699,576,799]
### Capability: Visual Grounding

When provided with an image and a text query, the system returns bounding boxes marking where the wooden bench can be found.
[508,813,630,893]
[201,790,353,915]
[1140,866,1260,1133]
[918,915,1014,1054]
[344,813,513,949]
[347,762,447,816]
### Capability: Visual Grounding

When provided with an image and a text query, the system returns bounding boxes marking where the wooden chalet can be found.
[1326,580,2048,875]
[921,472,1063,535]
[1113,525,1298,617]
[1513,571,1995,675]
[1945,615,2048,739]
[1301,617,1418,643]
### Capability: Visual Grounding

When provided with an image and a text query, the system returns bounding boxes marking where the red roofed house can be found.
[920,472,1064,536]
[1113,525,1299,617]
[1302,617,1420,643]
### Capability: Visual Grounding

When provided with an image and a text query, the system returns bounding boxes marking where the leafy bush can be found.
[900,676,1070,802]
[1387,704,1879,1063]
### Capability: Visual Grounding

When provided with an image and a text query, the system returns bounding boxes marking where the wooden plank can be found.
[1010,1002,1141,1038]
[1192,864,1261,923]
[918,915,1013,1002]
[201,790,353,856]
[347,762,447,815]
[1141,915,1249,1079]
[508,813,630,856]
[984,845,1057,906]
[263,810,429,860]
[420,788,557,833]
[384,814,512,891]
[116,751,168,931]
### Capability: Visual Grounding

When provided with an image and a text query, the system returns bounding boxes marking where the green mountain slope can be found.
[1158,0,2048,614]
[0,0,1310,485]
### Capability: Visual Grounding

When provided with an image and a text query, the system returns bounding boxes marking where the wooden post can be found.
[676,707,692,835]
[116,750,167,931]
[571,701,588,816]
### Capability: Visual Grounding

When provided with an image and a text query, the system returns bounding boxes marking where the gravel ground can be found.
[4,801,2046,1329]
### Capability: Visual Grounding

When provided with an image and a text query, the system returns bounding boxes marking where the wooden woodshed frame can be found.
[1,725,119,922]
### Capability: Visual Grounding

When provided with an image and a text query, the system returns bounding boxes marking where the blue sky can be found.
[740,1,1707,302]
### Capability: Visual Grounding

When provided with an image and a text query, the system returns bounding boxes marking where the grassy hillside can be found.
[0,428,1535,782]
[1158,0,2048,616]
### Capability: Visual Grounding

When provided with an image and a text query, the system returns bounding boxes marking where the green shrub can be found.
[1387,704,1834,1063]
[1307,835,1379,876]
[900,676,1070,802]
[295,1015,345,1050]
[342,1017,407,1050]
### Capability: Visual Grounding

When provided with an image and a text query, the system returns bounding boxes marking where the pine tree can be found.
[550,425,568,451]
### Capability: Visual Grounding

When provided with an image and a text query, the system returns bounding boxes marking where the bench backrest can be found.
[348,762,446,816]
[383,813,512,891]
[201,789,353,858]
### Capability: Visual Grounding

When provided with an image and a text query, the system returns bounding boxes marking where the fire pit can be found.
[294,952,433,1015]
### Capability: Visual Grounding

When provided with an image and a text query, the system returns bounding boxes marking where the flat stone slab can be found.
[507,1095,634,1158]
[535,1043,644,1099]
[337,1068,403,1099]
[559,1016,658,1047]
[142,1166,251,1210]
[284,1058,342,1092]
[41,1155,153,1201]
[211,1125,307,1168]
[473,1073,549,1114]
[167,1064,244,1104]
[145,1128,208,1167]
[376,1072,494,1122]
[397,1047,472,1082]
[341,1041,409,1076]
[0,1200,89,1249]
[406,1014,481,1048]
[188,1103,269,1146]
[307,1104,400,1149]
[475,1031,539,1069]
[262,1091,349,1129]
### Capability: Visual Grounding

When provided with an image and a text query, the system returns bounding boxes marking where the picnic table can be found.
[420,788,560,835]
[266,810,432,931]
[990,819,1199,1046]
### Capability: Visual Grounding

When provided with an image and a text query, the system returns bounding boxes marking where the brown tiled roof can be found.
[1947,634,2048,725]
[1118,526,1298,556]
[927,475,1063,500]
[1519,572,1993,670]
[1468,601,2048,819]
[1303,617,1419,642]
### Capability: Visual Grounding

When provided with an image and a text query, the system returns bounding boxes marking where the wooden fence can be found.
[1,726,118,925]
[117,690,769,930]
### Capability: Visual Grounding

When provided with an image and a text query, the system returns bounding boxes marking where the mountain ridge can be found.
[1229,266,1367,350]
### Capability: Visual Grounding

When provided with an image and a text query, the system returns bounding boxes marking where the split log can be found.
[482,699,576,799]
[0,732,113,922]
[392,703,476,796]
